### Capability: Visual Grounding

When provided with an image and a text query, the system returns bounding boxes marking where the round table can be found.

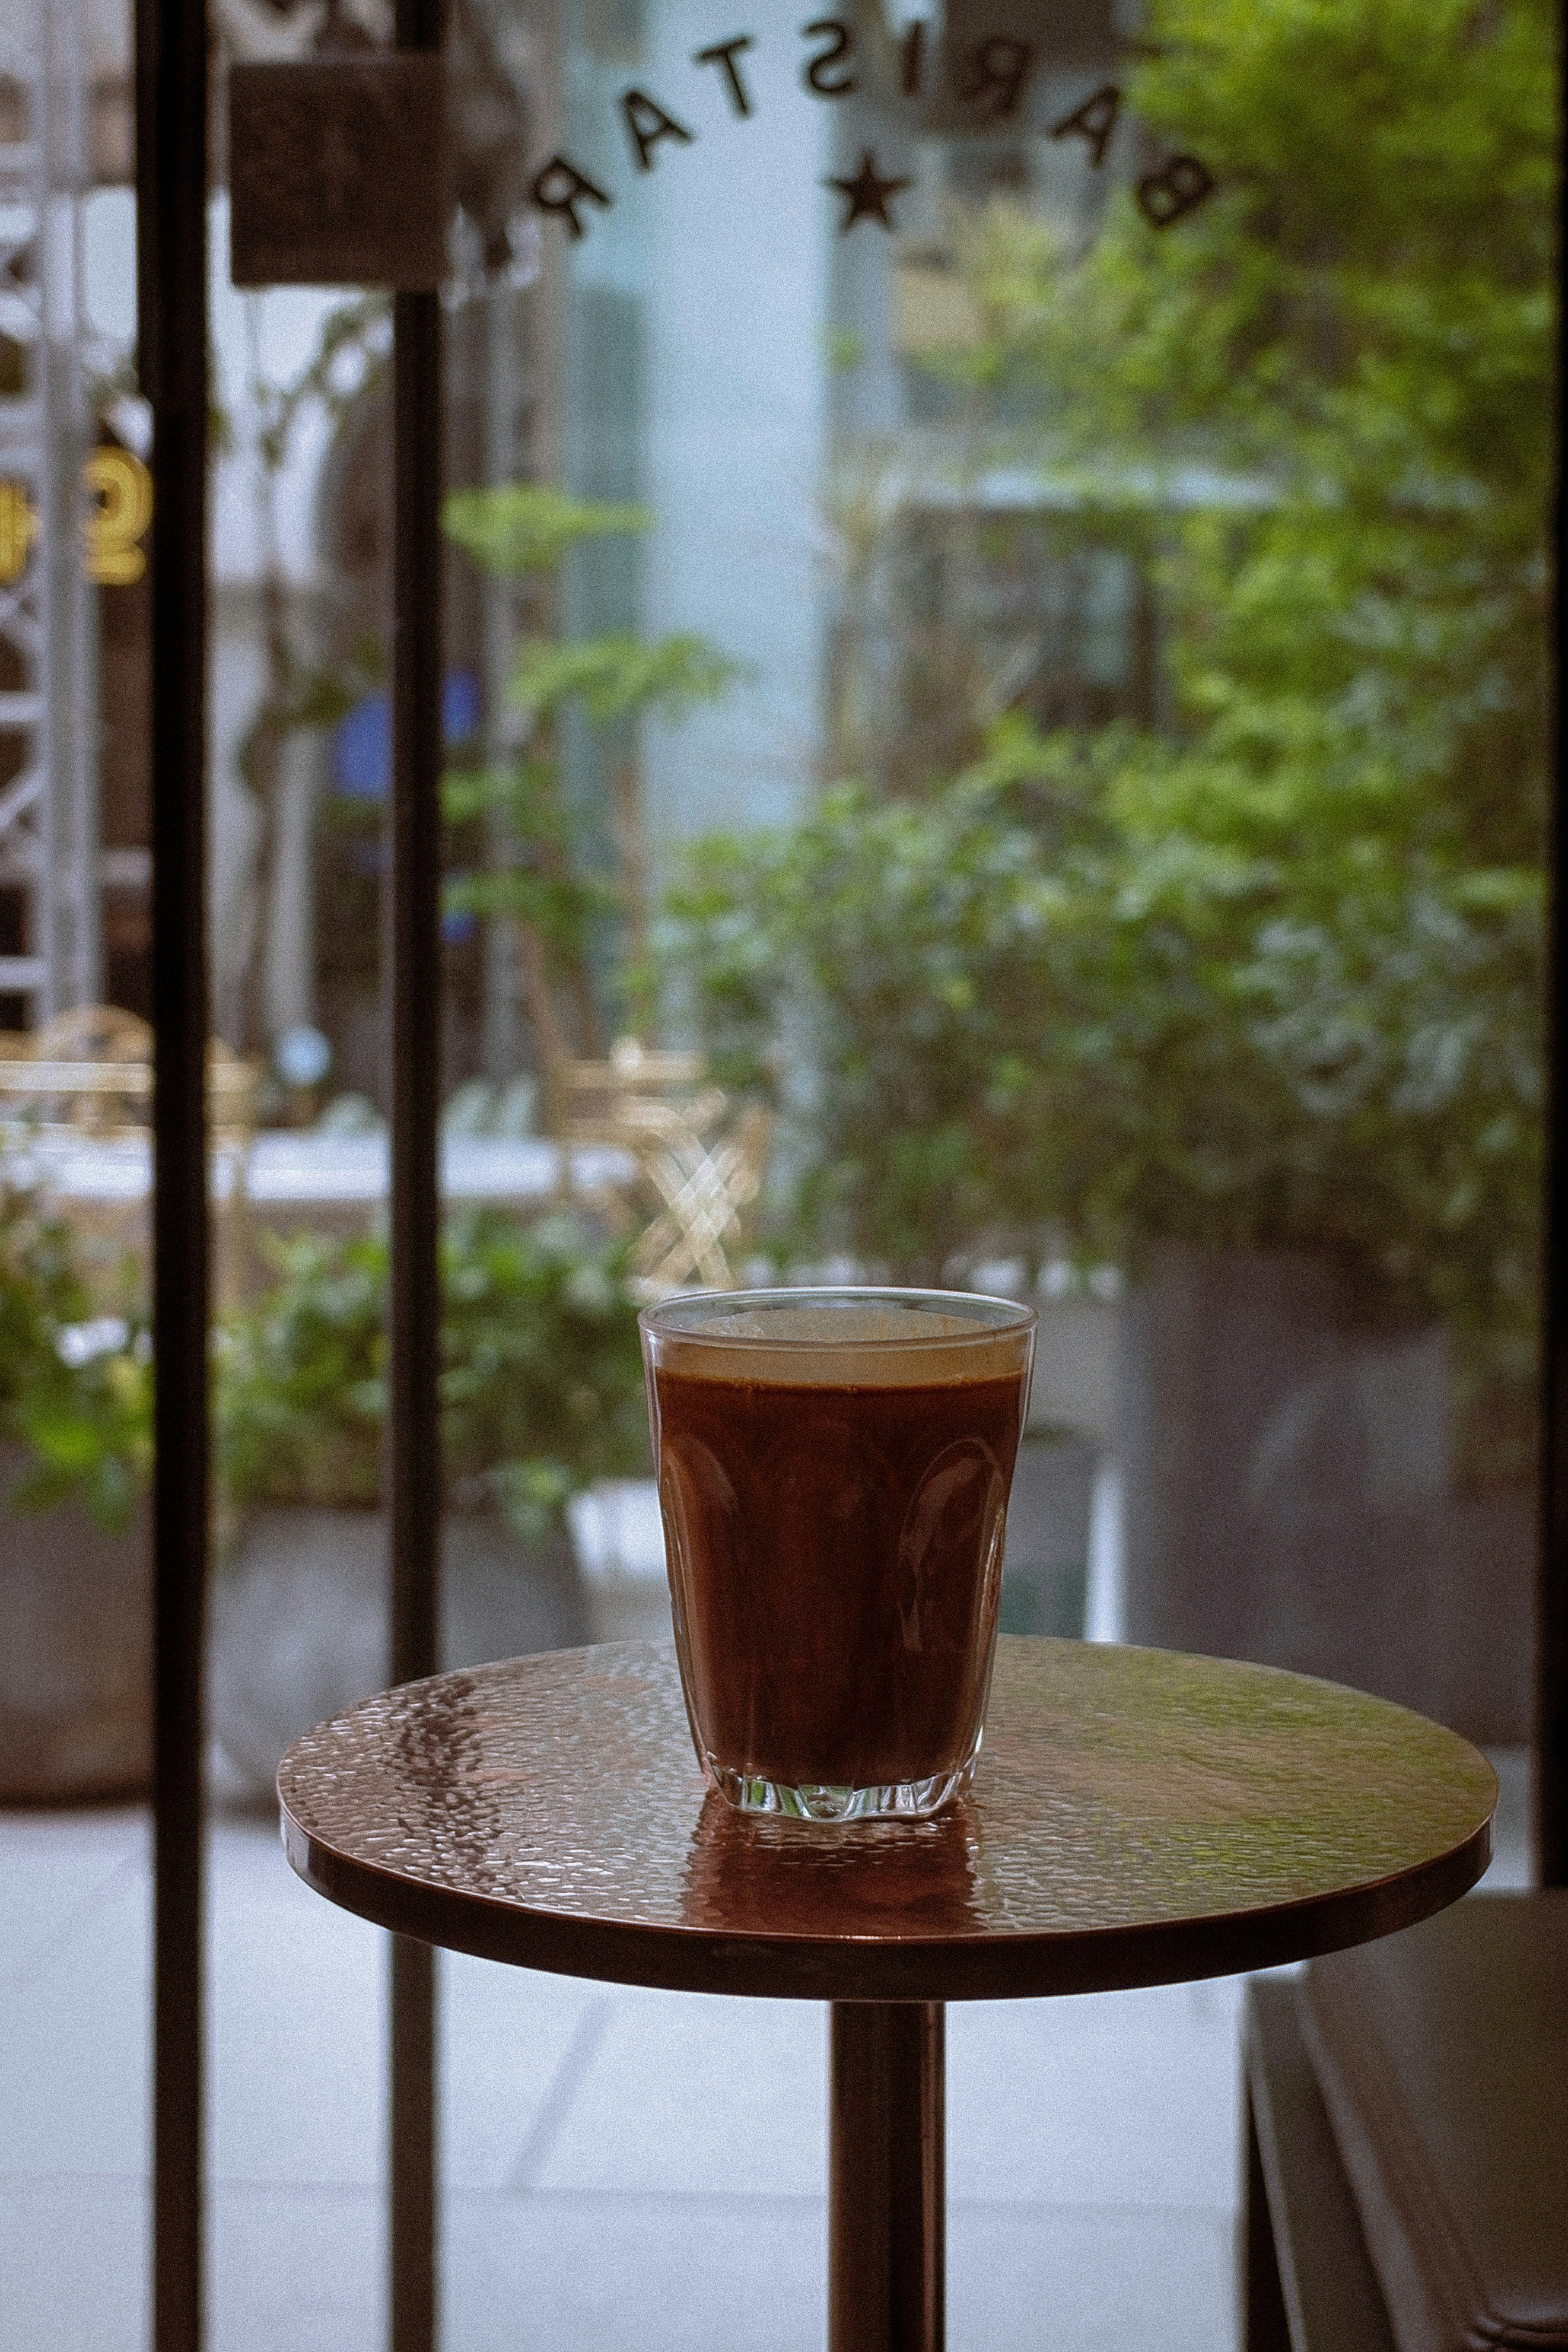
[278,1636,1496,2352]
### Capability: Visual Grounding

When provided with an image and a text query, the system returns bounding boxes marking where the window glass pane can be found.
[206,143,392,2352]
[1,0,153,2336]
[3,2,1546,2349]
[435,0,1548,1760]
[426,3,1546,2340]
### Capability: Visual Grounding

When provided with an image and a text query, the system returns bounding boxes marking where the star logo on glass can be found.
[824,148,912,234]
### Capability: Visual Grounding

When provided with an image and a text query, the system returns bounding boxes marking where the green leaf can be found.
[510,633,751,725]
[441,485,649,575]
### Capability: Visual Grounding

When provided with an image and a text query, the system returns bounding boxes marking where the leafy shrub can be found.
[663,696,1542,1498]
[0,1187,152,1533]
[215,1209,650,1537]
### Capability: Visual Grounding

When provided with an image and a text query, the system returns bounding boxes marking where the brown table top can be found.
[277,1637,1496,2003]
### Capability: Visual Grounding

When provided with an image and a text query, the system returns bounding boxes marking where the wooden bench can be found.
[1245,1980,1395,2352]
[1245,1896,1568,2352]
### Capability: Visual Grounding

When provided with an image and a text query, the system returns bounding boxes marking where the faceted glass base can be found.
[706,1751,978,1822]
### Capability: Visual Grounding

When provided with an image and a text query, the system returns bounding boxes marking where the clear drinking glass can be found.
[639,1287,1037,1821]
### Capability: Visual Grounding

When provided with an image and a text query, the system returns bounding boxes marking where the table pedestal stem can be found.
[829,2000,945,2352]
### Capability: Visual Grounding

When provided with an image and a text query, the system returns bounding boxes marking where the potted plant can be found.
[0,1186,153,1799]
[211,1205,651,1792]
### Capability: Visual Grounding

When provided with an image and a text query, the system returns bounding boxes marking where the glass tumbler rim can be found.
[637,1282,1039,1351]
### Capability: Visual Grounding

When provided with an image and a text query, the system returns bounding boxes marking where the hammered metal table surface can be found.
[277,1637,1496,2002]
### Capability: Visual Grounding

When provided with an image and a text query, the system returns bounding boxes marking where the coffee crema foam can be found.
[649,1301,1032,1389]
[698,1304,971,1342]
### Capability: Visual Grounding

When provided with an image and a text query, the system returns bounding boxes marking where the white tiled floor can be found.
[0,1749,1532,2352]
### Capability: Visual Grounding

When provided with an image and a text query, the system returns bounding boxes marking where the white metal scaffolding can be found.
[0,0,100,1019]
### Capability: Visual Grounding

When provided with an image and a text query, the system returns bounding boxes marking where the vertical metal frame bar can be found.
[30,0,102,1017]
[135,0,210,2342]
[41,0,102,1014]
[1539,13,1568,1891]
[388,0,445,2344]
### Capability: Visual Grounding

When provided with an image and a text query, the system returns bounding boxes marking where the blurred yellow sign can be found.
[0,451,154,588]
[0,480,37,583]
[83,448,153,585]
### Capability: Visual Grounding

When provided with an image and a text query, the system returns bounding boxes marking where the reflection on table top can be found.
[279,1637,1495,2006]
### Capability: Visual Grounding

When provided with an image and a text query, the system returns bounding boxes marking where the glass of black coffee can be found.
[639,1287,1037,1821]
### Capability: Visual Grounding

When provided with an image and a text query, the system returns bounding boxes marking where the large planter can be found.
[1117,1245,1533,1743]
[0,1442,151,1800]
[566,1479,672,1643]
[999,1430,1100,1637]
[212,1507,589,1795]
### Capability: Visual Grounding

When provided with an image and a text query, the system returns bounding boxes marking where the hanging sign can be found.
[229,57,448,289]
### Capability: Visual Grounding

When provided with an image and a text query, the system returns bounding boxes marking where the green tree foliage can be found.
[442,485,649,577]
[664,0,1550,1453]
[225,294,394,1048]
[512,632,744,728]
[440,484,743,1061]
